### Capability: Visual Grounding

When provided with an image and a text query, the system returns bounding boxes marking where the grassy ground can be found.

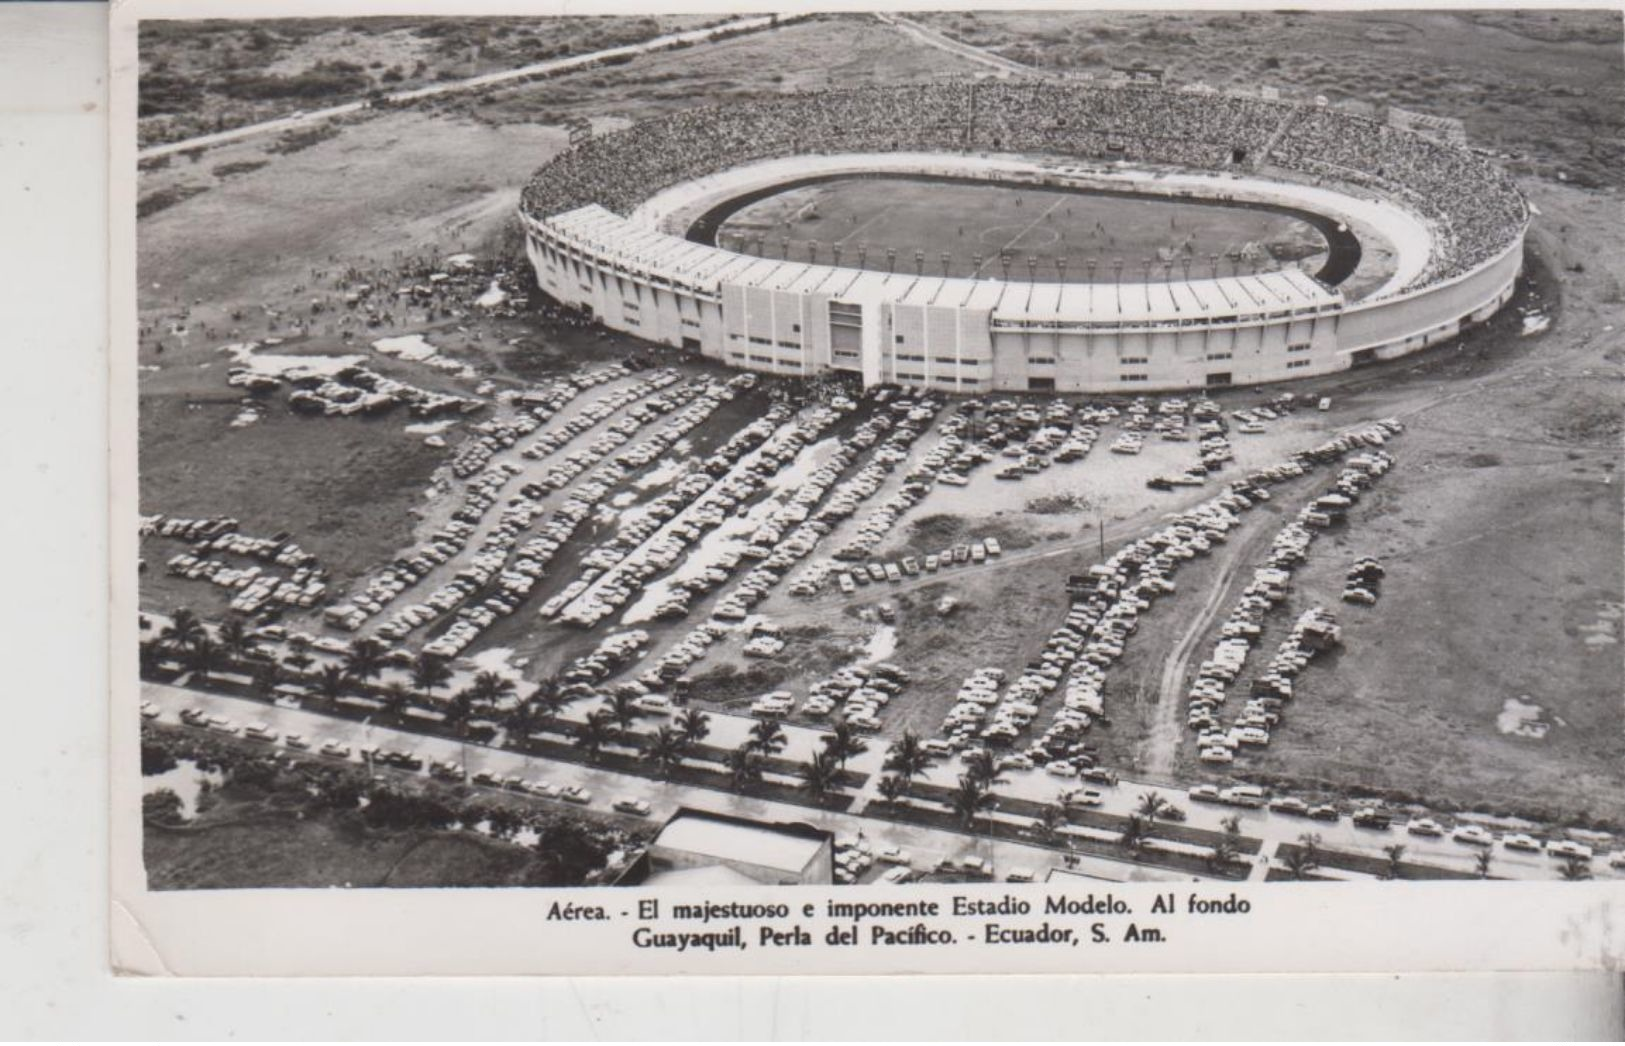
[137,14,726,148]
[720,176,1329,282]
[915,9,1625,190]
[144,793,553,889]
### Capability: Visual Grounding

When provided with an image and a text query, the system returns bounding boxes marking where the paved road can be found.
[138,15,804,161]
[873,13,1038,79]
[141,679,1608,883]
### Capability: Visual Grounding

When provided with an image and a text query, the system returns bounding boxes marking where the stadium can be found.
[519,81,1528,393]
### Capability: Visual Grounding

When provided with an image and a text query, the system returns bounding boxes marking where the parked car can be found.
[613,797,652,817]
[1452,824,1495,847]
[1502,833,1542,852]
[560,785,592,805]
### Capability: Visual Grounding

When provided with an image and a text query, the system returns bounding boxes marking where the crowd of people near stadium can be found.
[520,81,1525,289]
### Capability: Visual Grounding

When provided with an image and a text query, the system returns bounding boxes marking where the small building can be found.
[633,808,834,886]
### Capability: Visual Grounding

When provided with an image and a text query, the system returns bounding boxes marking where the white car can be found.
[1548,840,1594,861]
[1502,833,1543,852]
[877,846,911,866]
[1405,818,1445,838]
[612,797,652,817]
[1451,824,1494,847]
[1200,747,1234,764]
[319,740,352,759]
[139,701,161,720]
[1044,761,1078,778]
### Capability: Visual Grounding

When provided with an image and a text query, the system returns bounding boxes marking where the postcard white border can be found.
[106,0,1625,979]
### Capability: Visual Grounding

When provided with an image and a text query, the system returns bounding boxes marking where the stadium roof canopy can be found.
[543,205,1340,325]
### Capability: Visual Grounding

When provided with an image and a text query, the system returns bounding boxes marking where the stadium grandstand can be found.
[519,81,1528,393]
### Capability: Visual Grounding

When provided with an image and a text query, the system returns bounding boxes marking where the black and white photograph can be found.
[110,0,1625,975]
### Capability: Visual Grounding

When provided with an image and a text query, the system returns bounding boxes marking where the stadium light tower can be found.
[1057,256,1068,282]
[915,249,925,276]
[809,240,819,264]
[973,253,984,278]
[858,243,869,269]
[832,244,843,267]
[1209,252,1220,279]
[886,247,897,272]
[1027,256,1038,283]
[999,252,1011,281]
[941,251,952,276]
[781,236,790,259]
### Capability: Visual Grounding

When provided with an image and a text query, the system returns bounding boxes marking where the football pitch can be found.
[715,174,1331,282]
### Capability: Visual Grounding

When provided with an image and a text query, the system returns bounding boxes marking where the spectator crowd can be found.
[521,81,1525,289]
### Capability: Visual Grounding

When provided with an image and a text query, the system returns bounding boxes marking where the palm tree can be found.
[949,774,993,829]
[138,640,163,678]
[1031,802,1066,845]
[1137,792,1171,820]
[1382,844,1407,881]
[876,773,909,810]
[1280,847,1318,881]
[317,663,346,705]
[342,637,387,692]
[380,681,413,718]
[188,635,221,682]
[217,617,259,664]
[251,661,282,699]
[677,707,712,747]
[801,750,840,801]
[1207,839,1239,872]
[884,731,930,783]
[747,717,787,756]
[1297,832,1323,870]
[643,726,688,780]
[821,721,868,770]
[444,688,475,733]
[1118,813,1149,857]
[471,670,517,710]
[283,634,314,673]
[411,653,453,703]
[159,607,204,653]
[728,744,764,792]
[1559,855,1593,881]
[961,747,997,787]
[1474,849,1494,879]
[608,689,641,733]
[575,709,617,765]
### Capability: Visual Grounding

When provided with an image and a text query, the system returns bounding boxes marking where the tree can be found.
[188,635,221,682]
[884,731,930,783]
[608,689,641,733]
[159,607,204,653]
[1206,838,1239,872]
[343,637,387,692]
[138,640,164,678]
[251,660,282,699]
[380,681,413,718]
[822,721,868,770]
[801,750,839,800]
[486,806,523,841]
[470,670,517,710]
[728,744,764,793]
[1137,791,1171,820]
[961,747,997,788]
[575,709,617,765]
[1031,802,1066,845]
[1559,855,1593,881]
[876,773,909,810]
[1297,832,1323,873]
[1280,847,1317,881]
[677,707,711,746]
[217,616,259,663]
[283,634,314,673]
[143,789,185,825]
[317,663,347,704]
[747,716,787,756]
[531,676,567,722]
[1382,844,1407,881]
[1118,813,1150,857]
[1474,849,1494,879]
[949,774,993,829]
[643,726,688,780]
[444,688,475,732]
[411,653,453,702]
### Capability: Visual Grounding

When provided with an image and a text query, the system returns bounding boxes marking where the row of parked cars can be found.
[555,399,843,628]
[1188,427,1401,760]
[450,363,631,479]
[143,515,331,615]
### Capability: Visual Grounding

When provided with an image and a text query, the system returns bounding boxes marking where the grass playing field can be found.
[716,175,1329,282]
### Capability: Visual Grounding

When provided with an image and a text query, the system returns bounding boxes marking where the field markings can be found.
[830,205,896,252]
[974,196,1067,277]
